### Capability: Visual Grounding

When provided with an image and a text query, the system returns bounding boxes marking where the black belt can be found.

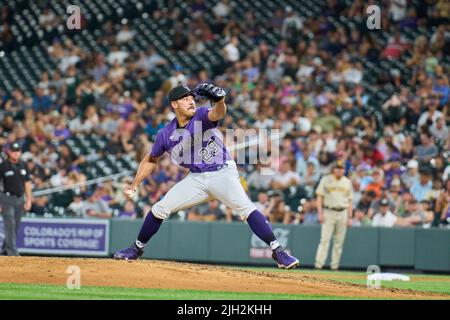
[3,192,23,197]
[324,206,347,212]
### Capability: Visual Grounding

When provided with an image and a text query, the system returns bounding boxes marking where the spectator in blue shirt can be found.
[410,168,433,202]
[433,75,449,106]
[145,117,165,139]
[301,198,319,225]
[32,87,53,112]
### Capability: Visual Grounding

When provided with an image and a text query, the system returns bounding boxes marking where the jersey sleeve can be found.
[196,107,219,129]
[24,165,31,182]
[315,176,325,196]
[149,130,166,159]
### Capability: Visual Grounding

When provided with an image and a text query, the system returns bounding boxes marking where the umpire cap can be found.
[168,85,194,102]
[9,142,21,152]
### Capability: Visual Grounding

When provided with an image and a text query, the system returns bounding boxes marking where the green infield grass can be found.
[1,268,449,300]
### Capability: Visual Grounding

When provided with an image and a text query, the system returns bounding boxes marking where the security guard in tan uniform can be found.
[314,160,353,270]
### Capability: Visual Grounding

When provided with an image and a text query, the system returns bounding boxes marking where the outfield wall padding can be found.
[415,229,450,272]
[379,228,416,267]
[108,220,450,272]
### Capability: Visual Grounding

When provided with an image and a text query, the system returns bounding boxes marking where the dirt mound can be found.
[0,256,447,299]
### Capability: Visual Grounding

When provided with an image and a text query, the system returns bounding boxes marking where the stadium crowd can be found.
[0,0,449,228]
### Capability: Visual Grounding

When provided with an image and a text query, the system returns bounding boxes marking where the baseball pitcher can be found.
[114,83,299,269]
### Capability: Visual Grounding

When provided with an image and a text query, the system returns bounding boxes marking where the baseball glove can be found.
[193,83,226,103]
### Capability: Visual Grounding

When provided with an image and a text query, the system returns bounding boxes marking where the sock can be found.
[246,210,281,250]
[136,211,163,247]
[270,240,281,250]
[135,240,145,249]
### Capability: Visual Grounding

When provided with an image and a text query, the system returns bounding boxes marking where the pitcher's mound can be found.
[0,256,445,299]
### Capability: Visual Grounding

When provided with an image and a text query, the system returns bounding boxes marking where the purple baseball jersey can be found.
[150,107,232,172]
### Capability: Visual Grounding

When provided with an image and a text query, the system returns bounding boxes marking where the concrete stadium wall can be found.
[109,220,450,272]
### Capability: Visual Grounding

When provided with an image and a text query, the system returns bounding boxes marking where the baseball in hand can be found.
[124,187,136,198]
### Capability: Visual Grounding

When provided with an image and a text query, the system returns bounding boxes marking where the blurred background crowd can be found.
[0,0,449,228]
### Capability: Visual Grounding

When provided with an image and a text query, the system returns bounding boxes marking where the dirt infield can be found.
[0,256,448,299]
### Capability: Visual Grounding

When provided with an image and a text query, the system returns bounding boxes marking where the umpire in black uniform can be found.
[0,141,33,256]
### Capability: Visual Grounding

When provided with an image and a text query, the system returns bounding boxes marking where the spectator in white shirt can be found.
[67,193,84,217]
[223,36,240,63]
[167,65,188,89]
[50,168,68,187]
[281,6,304,39]
[443,165,450,182]
[254,191,270,215]
[213,0,231,18]
[342,62,363,84]
[296,60,315,80]
[107,46,129,65]
[271,158,301,191]
[418,95,443,128]
[372,198,398,227]
[59,48,81,73]
[430,116,449,144]
[389,0,407,22]
[116,24,135,44]
[39,7,57,30]
[247,163,275,190]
